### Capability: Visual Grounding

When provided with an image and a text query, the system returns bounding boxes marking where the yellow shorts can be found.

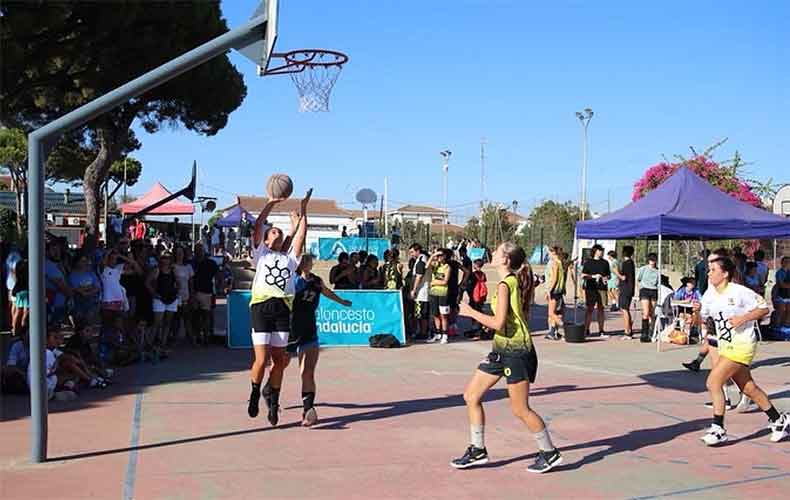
[718,340,757,366]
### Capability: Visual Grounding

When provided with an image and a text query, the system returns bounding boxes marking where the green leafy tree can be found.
[0,128,27,235]
[464,216,481,240]
[477,203,515,247]
[1,2,247,252]
[519,200,582,255]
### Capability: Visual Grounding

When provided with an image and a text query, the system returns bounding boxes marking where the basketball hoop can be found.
[263,49,349,112]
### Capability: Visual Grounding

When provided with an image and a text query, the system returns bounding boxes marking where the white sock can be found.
[534,428,555,452]
[470,424,485,449]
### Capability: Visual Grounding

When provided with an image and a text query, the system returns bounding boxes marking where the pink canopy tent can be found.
[120,182,194,215]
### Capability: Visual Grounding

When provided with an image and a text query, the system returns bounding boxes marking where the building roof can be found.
[506,210,527,224]
[0,190,87,214]
[237,196,353,218]
[0,175,13,190]
[391,204,448,215]
[429,223,466,235]
[348,209,377,220]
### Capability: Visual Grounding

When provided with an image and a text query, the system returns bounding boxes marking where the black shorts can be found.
[250,298,290,334]
[639,288,658,301]
[618,292,634,310]
[478,349,538,384]
[415,300,429,320]
[584,288,606,307]
[430,295,450,316]
[448,293,459,311]
[287,318,318,353]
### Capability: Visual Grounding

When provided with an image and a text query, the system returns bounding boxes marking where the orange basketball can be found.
[266,173,293,200]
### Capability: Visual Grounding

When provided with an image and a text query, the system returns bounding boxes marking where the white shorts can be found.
[153,298,180,313]
[251,331,289,347]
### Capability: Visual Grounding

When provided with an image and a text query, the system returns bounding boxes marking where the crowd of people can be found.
[2,229,234,401]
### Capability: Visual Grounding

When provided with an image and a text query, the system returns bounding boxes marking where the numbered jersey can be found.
[700,283,767,363]
[292,274,324,334]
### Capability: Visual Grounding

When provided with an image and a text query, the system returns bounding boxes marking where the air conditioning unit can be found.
[55,216,64,226]
[67,217,81,226]
[46,214,55,223]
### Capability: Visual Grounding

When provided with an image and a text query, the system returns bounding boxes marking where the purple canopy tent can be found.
[576,167,790,240]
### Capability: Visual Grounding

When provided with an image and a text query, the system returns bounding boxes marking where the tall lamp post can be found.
[440,149,451,247]
[575,108,594,221]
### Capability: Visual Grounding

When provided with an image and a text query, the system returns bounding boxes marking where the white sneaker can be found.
[701,424,727,446]
[440,334,449,345]
[735,395,755,413]
[769,413,789,443]
[426,334,438,344]
[302,407,318,427]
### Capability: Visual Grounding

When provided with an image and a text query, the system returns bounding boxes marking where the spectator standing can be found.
[614,245,636,339]
[409,244,431,340]
[382,249,404,290]
[45,243,71,326]
[68,255,101,327]
[5,245,21,329]
[192,244,219,344]
[360,255,382,289]
[581,244,610,338]
[147,252,179,352]
[775,256,790,330]
[173,246,195,343]
[694,249,710,296]
[636,253,660,342]
[545,246,566,341]
[606,251,620,312]
[11,258,29,336]
[754,250,769,292]
[428,249,451,344]
[329,252,355,290]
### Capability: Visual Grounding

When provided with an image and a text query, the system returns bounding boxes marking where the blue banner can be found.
[468,247,486,262]
[227,289,405,348]
[318,237,390,261]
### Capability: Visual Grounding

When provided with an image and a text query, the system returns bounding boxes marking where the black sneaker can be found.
[262,382,272,410]
[682,360,700,372]
[546,332,561,341]
[247,387,261,418]
[704,400,735,410]
[450,445,489,469]
[527,449,563,473]
[267,403,280,427]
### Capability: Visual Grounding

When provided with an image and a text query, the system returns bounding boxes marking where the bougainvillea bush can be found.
[632,155,762,207]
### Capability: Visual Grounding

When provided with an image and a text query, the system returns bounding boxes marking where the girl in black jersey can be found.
[286,254,352,426]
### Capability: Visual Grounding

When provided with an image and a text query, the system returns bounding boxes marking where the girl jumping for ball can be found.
[453,242,562,473]
[285,253,352,426]
[247,188,312,426]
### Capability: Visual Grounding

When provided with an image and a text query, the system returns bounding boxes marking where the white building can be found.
[389,204,448,225]
[236,196,354,252]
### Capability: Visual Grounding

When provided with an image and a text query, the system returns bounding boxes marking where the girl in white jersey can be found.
[695,257,789,445]
[247,189,312,426]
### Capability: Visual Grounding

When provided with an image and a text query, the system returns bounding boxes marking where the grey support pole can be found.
[27,137,48,463]
[26,10,270,463]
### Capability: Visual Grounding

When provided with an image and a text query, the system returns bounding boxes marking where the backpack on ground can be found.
[368,334,401,348]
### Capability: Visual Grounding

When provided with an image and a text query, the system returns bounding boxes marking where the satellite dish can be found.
[355,188,377,205]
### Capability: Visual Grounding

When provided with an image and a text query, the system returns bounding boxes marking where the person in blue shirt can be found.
[45,243,72,326]
[68,255,101,327]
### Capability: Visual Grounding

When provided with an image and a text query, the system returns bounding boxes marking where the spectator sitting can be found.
[2,331,30,394]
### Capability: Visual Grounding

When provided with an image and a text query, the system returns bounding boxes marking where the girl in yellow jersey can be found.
[453,242,562,473]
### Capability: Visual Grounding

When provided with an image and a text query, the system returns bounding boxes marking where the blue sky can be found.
[128,0,789,223]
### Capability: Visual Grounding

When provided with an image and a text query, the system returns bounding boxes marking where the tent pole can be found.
[657,232,662,352]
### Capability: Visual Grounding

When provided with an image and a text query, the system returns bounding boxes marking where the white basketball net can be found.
[289,62,343,112]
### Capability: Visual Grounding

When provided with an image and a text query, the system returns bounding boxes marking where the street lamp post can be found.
[440,149,451,247]
[575,108,594,221]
